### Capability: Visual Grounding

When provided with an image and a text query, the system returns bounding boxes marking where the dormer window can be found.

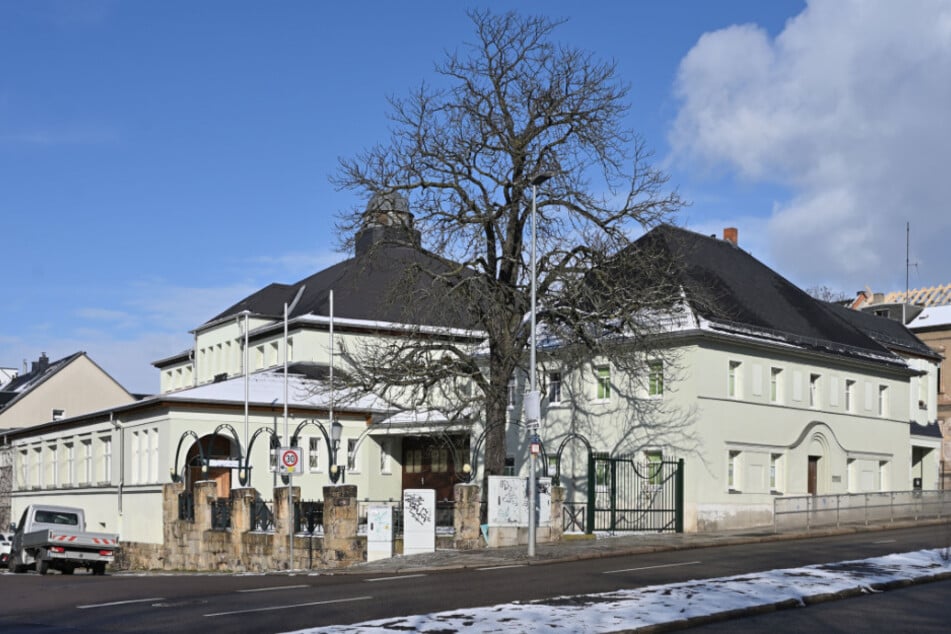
[51,409,65,421]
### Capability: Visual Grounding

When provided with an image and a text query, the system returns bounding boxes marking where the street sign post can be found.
[279,447,301,475]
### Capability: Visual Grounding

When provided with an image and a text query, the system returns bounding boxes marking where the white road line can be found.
[604,560,702,574]
[204,595,373,617]
[476,564,526,571]
[873,539,897,544]
[365,573,426,582]
[77,598,165,610]
[238,584,309,593]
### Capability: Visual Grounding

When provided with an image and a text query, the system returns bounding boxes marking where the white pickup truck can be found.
[9,504,119,575]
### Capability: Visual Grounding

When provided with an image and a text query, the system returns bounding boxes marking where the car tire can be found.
[38,559,49,575]
[92,562,106,576]
[11,552,27,574]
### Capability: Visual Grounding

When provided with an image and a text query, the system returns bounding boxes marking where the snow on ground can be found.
[284,549,951,633]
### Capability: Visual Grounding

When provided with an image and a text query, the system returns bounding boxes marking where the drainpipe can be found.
[112,412,123,537]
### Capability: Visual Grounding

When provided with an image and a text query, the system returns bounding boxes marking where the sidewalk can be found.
[342,518,951,575]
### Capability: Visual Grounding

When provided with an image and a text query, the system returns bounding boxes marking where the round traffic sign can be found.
[282,450,299,468]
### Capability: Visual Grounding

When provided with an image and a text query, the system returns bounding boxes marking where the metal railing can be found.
[295,501,324,535]
[563,502,587,533]
[774,490,951,532]
[210,497,231,531]
[178,492,194,522]
[250,500,274,532]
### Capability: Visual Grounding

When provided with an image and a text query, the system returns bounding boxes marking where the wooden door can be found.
[808,456,819,495]
[401,437,458,501]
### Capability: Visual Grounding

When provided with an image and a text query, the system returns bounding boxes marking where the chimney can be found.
[723,227,738,245]
[31,352,50,375]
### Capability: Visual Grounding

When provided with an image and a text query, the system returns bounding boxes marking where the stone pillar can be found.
[194,480,218,532]
[272,485,300,567]
[550,485,566,542]
[321,484,361,567]
[453,483,483,550]
[230,488,257,544]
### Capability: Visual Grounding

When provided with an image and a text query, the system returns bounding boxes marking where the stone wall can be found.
[117,481,567,572]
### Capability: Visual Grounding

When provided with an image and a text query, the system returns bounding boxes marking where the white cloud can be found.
[670,0,951,293]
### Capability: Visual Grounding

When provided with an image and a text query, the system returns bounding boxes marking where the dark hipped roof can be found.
[823,301,941,361]
[630,225,901,363]
[205,244,480,331]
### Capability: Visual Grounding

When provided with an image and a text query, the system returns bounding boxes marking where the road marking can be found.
[872,539,897,544]
[604,561,702,575]
[238,584,309,593]
[78,598,165,610]
[365,573,426,582]
[204,595,372,617]
[476,564,526,571]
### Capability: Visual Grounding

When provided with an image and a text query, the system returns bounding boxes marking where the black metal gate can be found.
[587,454,683,532]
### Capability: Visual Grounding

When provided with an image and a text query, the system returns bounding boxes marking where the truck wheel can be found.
[62,565,75,575]
[92,562,106,576]
[37,559,49,575]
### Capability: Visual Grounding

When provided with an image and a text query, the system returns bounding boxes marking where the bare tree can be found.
[334,10,687,476]
[806,285,851,304]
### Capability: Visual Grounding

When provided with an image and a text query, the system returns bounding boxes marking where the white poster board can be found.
[366,505,393,562]
[487,476,553,527]
[402,489,436,556]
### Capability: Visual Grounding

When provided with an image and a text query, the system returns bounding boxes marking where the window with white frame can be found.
[645,450,663,485]
[728,450,741,490]
[132,431,141,484]
[809,373,821,407]
[101,436,112,483]
[268,341,279,367]
[380,438,393,474]
[19,449,29,488]
[596,365,611,400]
[847,458,856,492]
[63,442,76,486]
[648,361,664,397]
[81,439,92,484]
[878,460,888,490]
[504,456,516,476]
[48,444,58,488]
[728,361,742,398]
[269,436,282,472]
[347,438,358,472]
[770,367,783,403]
[878,385,888,416]
[845,379,856,412]
[548,371,562,404]
[308,437,322,472]
[151,427,159,482]
[33,447,43,488]
[769,453,783,491]
[918,374,927,409]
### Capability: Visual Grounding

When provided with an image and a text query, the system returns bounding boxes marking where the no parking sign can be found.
[279,446,302,475]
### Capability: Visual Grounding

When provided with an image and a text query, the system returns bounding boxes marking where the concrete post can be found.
[321,484,360,567]
[453,483,483,550]
[550,485,566,542]
[194,480,218,532]
[273,485,300,568]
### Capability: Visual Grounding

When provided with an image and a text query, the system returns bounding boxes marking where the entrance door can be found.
[808,456,819,495]
[401,436,466,501]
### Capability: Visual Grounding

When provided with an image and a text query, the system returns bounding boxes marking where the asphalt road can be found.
[0,524,947,633]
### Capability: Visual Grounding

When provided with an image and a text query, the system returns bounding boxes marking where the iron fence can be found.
[178,492,194,522]
[774,490,951,532]
[210,497,231,531]
[563,502,586,533]
[295,501,324,535]
[250,500,274,532]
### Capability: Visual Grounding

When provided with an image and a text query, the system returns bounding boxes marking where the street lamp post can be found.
[283,285,305,570]
[527,171,553,558]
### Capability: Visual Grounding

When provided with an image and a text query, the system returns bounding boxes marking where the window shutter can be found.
[751,364,763,397]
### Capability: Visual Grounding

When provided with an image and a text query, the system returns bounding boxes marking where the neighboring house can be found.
[0,367,17,390]
[851,287,951,489]
[0,352,136,529]
[4,213,941,537]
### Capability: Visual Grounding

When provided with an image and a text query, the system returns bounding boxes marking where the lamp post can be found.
[329,419,343,484]
[283,285,305,571]
[527,171,553,557]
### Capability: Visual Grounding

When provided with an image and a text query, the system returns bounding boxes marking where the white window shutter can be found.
[752,364,763,397]
[864,381,873,410]
[792,371,803,402]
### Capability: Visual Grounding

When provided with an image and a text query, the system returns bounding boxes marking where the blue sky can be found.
[3,0,950,393]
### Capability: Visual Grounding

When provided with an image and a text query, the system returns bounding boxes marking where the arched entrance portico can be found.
[185,434,240,498]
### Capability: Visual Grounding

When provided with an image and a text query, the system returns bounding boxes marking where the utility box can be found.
[366,505,394,562]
